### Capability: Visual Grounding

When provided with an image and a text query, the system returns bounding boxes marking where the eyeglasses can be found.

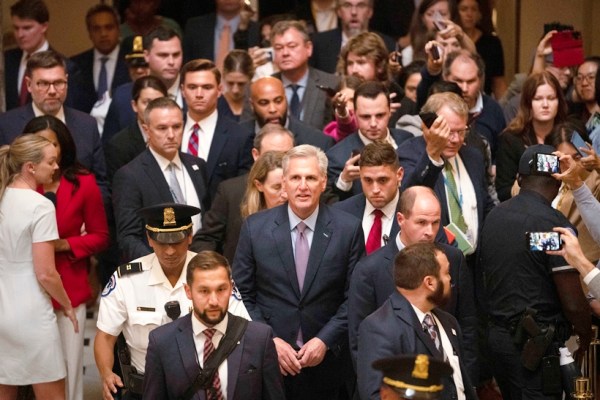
[339,2,370,11]
[575,73,596,84]
[449,128,470,138]
[34,80,67,91]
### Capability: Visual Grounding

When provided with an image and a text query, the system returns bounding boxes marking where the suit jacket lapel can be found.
[176,315,201,383]
[141,150,174,202]
[392,293,443,357]
[273,206,301,298]
[302,69,318,120]
[301,206,332,298]
[205,115,228,179]
[181,153,207,212]
[226,318,244,399]
[433,309,460,356]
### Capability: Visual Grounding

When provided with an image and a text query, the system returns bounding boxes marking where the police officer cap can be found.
[137,203,200,244]
[123,35,148,68]
[373,354,453,399]
[518,144,557,176]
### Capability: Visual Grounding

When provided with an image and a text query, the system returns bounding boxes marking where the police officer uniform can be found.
[373,354,454,399]
[480,145,576,398]
[96,204,249,394]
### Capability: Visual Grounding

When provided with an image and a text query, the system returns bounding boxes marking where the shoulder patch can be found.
[101,275,117,297]
[117,262,143,278]
[231,280,242,301]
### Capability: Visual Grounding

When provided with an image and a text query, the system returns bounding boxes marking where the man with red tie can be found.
[333,141,403,254]
[179,58,253,202]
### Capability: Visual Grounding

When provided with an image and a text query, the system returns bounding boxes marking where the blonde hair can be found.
[240,151,285,219]
[0,135,52,201]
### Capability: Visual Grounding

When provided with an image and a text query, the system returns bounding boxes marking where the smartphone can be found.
[432,10,447,31]
[419,112,438,129]
[263,47,274,62]
[316,84,337,97]
[431,45,441,61]
[534,153,559,174]
[570,131,588,156]
[351,149,361,166]
[526,231,562,251]
[390,42,402,64]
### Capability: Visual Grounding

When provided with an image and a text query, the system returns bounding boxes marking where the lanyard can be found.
[442,158,463,209]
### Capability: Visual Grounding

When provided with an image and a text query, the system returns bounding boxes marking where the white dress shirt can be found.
[289,205,319,254]
[18,40,49,92]
[182,109,219,162]
[93,45,120,93]
[362,190,399,247]
[192,313,229,400]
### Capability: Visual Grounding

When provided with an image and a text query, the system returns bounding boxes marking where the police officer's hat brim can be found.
[138,203,200,244]
[125,56,148,68]
[147,229,190,244]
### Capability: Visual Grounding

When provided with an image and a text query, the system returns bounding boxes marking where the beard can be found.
[194,307,227,326]
[256,112,287,128]
[427,280,450,308]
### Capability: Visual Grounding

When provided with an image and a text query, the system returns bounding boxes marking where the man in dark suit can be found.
[348,186,477,382]
[191,124,295,263]
[103,27,184,143]
[270,20,340,130]
[144,251,284,399]
[310,0,396,74]
[69,4,130,113]
[183,0,260,64]
[241,76,334,151]
[233,144,365,399]
[399,92,495,257]
[333,142,403,254]
[357,242,477,400]
[112,97,209,262]
[0,50,107,197]
[179,59,253,201]
[327,81,413,201]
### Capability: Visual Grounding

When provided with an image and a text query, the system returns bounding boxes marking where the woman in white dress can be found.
[0,135,78,400]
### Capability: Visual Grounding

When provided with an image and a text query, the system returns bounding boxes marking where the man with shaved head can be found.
[240,76,334,151]
[348,185,477,382]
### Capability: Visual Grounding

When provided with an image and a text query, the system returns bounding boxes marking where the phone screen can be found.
[534,153,559,174]
[526,232,561,251]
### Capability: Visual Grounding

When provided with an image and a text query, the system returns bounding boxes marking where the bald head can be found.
[250,77,288,127]
[398,186,441,245]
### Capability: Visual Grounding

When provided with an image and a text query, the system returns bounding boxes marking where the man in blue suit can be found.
[112,98,209,262]
[179,59,253,202]
[0,50,107,197]
[69,4,130,113]
[144,251,284,399]
[348,186,477,382]
[327,81,413,201]
[233,144,365,399]
[333,141,403,254]
[399,92,495,257]
[357,242,477,400]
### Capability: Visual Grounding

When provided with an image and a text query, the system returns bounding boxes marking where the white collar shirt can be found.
[362,190,399,247]
[192,313,229,400]
[182,109,219,162]
[93,45,120,93]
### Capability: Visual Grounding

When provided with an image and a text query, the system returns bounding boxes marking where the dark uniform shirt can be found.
[480,189,575,326]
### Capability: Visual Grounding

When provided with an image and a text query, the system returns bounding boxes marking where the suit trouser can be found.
[284,349,345,400]
[486,324,561,400]
[56,304,86,400]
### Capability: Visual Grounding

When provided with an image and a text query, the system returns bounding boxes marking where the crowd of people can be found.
[2,0,600,400]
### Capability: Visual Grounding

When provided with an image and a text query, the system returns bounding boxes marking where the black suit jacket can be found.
[239,116,334,151]
[398,136,495,239]
[273,67,340,130]
[102,82,135,144]
[112,149,209,261]
[69,46,131,113]
[348,240,477,381]
[144,313,285,400]
[310,28,396,74]
[233,203,365,350]
[357,291,477,400]
[190,173,247,263]
[105,122,146,183]
[0,103,108,198]
[183,13,260,62]
[326,129,413,201]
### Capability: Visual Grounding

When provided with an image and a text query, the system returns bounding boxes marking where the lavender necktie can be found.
[295,222,309,291]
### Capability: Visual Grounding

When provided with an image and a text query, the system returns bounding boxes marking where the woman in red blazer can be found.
[24,115,109,400]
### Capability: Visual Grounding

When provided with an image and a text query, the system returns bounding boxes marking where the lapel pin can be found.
[323,232,329,238]
[192,164,199,170]
[451,328,457,336]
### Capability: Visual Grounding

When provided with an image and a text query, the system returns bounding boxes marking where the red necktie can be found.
[366,209,383,254]
[188,123,199,156]
[203,328,225,400]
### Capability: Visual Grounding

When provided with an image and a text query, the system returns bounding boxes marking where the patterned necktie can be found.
[289,84,301,119]
[188,123,200,157]
[444,161,468,233]
[216,23,231,69]
[422,313,441,352]
[168,163,185,203]
[365,209,383,255]
[19,54,30,106]
[97,56,109,100]
[203,328,225,400]
[295,222,309,291]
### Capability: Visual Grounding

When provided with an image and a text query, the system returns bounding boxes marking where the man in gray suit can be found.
[270,20,340,130]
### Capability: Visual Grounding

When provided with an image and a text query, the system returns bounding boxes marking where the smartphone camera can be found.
[526,231,562,251]
[534,153,559,175]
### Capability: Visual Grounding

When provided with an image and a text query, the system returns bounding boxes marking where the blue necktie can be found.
[289,84,301,119]
[97,56,109,100]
